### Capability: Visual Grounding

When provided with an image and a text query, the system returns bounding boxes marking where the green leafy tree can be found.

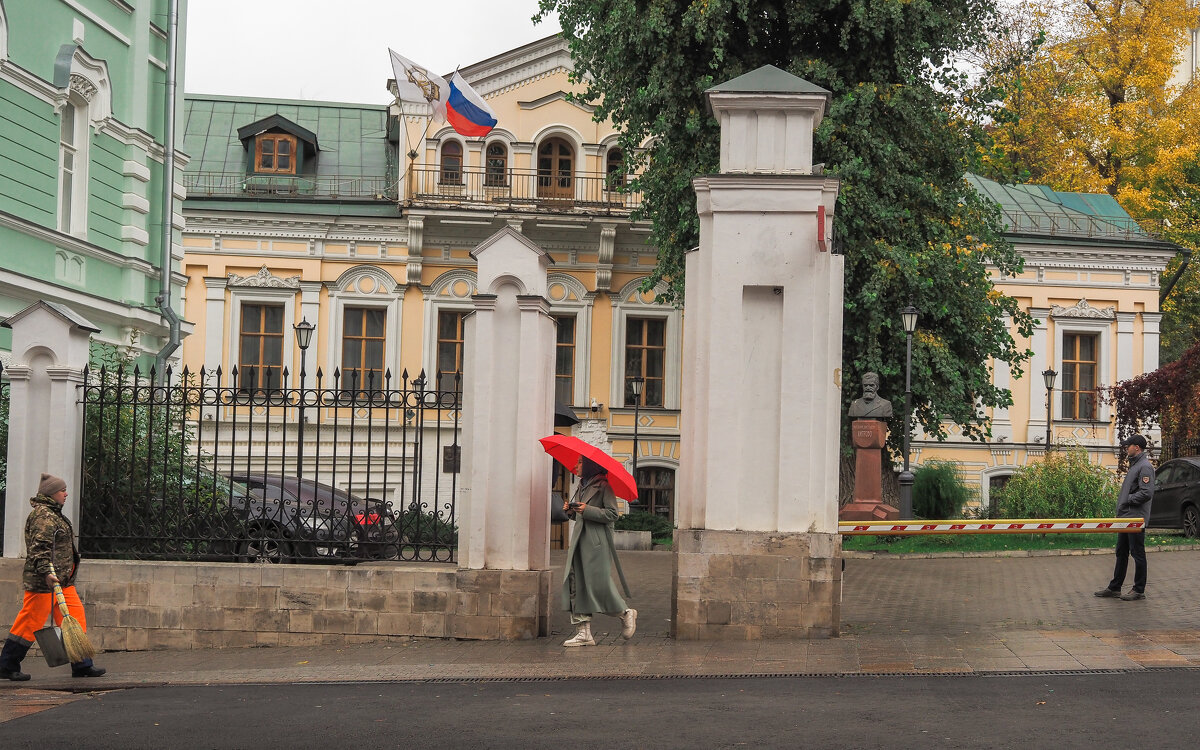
[912,461,973,518]
[993,448,1119,519]
[537,0,1034,452]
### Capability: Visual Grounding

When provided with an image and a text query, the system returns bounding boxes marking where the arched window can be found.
[634,466,675,520]
[606,146,625,188]
[440,141,462,185]
[485,142,508,187]
[536,137,574,201]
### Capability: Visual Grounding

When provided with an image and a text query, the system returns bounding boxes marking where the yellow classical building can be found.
[179,36,1179,519]
[180,36,681,526]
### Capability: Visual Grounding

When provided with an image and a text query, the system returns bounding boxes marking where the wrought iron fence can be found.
[1160,436,1200,461]
[79,364,460,564]
[407,165,641,213]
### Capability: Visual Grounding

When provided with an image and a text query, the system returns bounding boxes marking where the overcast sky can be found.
[184,0,560,104]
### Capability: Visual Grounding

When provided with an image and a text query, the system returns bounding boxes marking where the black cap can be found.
[1120,434,1147,449]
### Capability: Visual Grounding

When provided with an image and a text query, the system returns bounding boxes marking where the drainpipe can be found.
[154,0,182,382]
[1159,247,1193,305]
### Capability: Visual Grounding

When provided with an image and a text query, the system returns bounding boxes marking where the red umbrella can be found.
[539,434,638,501]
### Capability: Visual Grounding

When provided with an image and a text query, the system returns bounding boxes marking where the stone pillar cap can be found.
[705,65,831,114]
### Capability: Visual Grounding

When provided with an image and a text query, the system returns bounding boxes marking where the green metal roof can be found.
[707,65,830,95]
[182,95,393,178]
[968,173,1170,246]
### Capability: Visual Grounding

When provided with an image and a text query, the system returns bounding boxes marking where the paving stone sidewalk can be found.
[4,547,1199,693]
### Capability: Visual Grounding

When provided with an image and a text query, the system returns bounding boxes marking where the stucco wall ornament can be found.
[69,73,97,101]
[1051,299,1115,319]
[228,265,300,289]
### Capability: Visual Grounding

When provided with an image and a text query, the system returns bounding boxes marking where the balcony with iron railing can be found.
[406,165,641,214]
[182,166,642,215]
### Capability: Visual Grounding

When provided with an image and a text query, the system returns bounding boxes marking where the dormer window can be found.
[256,133,297,174]
[237,115,319,177]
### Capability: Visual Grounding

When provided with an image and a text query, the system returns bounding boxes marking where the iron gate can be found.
[79,364,460,564]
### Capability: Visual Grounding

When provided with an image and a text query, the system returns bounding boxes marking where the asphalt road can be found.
[5,671,1200,748]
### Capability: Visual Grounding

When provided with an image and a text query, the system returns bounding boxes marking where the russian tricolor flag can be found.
[446,72,498,137]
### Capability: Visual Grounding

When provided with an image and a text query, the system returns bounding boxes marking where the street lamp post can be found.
[1042,368,1057,451]
[898,306,919,520]
[630,375,645,502]
[294,318,314,479]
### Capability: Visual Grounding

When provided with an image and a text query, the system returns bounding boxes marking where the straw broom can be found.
[46,561,95,662]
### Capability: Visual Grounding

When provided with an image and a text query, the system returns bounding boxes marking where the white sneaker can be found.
[563,624,595,647]
[620,608,637,639]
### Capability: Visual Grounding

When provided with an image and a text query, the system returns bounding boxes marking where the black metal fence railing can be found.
[0,361,9,556]
[1160,437,1200,462]
[407,165,642,213]
[183,172,397,201]
[79,364,460,564]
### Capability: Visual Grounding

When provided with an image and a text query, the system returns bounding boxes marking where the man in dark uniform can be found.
[1094,434,1155,601]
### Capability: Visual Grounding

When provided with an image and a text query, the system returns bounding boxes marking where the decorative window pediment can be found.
[1051,299,1115,319]
[228,266,301,289]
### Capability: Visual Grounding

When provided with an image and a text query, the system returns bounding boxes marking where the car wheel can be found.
[239,530,292,563]
[1183,505,1200,539]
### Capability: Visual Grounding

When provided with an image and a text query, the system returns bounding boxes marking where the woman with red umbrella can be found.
[559,455,637,646]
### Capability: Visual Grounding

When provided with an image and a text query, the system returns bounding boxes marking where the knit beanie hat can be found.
[38,473,66,496]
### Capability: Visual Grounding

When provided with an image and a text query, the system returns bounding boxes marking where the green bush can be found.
[993,448,1119,519]
[912,461,972,519]
[399,507,458,546]
[614,510,673,539]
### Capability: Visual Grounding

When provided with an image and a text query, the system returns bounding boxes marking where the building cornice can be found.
[0,209,158,277]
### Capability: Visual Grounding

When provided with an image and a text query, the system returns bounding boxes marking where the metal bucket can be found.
[34,625,70,668]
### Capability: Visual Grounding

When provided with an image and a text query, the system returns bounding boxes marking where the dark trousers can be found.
[1108,531,1147,593]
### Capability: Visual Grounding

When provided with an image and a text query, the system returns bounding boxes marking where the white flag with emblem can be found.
[388,49,447,122]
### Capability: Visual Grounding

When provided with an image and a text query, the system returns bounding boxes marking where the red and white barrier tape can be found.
[839,518,1145,535]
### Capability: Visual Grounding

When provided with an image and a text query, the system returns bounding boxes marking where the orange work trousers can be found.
[6,587,88,646]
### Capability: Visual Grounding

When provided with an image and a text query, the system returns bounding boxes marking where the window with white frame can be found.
[611,278,681,410]
[57,96,89,236]
[553,314,576,405]
[437,310,466,392]
[1061,332,1098,420]
[485,142,508,187]
[341,306,386,392]
[440,141,463,185]
[625,317,665,407]
[547,273,593,406]
[238,303,285,393]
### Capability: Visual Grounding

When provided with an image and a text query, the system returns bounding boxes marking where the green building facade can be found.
[0,0,189,361]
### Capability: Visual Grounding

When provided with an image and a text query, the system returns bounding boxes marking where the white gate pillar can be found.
[675,66,844,639]
[455,226,555,638]
[3,302,99,557]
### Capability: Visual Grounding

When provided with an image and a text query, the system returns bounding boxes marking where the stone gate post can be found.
[2,302,99,557]
[456,226,556,638]
[675,66,844,638]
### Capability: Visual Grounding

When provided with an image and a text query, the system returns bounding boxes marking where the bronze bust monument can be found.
[848,372,893,419]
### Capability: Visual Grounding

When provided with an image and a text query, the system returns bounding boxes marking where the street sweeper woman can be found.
[1,473,104,681]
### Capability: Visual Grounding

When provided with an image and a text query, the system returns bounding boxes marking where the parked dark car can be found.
[223,472,400,563]
[1151,457,1200,537]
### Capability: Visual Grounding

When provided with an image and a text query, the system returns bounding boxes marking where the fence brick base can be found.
[671,529,842,640]
[0,559,551,650]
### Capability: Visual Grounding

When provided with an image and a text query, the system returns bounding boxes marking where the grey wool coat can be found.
[560,476,628,616]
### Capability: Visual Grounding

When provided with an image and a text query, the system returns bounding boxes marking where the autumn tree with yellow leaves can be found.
[976,0,1200,361]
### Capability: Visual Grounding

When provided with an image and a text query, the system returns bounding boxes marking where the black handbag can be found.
[551,491,569,523]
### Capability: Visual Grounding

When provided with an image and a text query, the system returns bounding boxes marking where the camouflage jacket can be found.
[22,495,80,593]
